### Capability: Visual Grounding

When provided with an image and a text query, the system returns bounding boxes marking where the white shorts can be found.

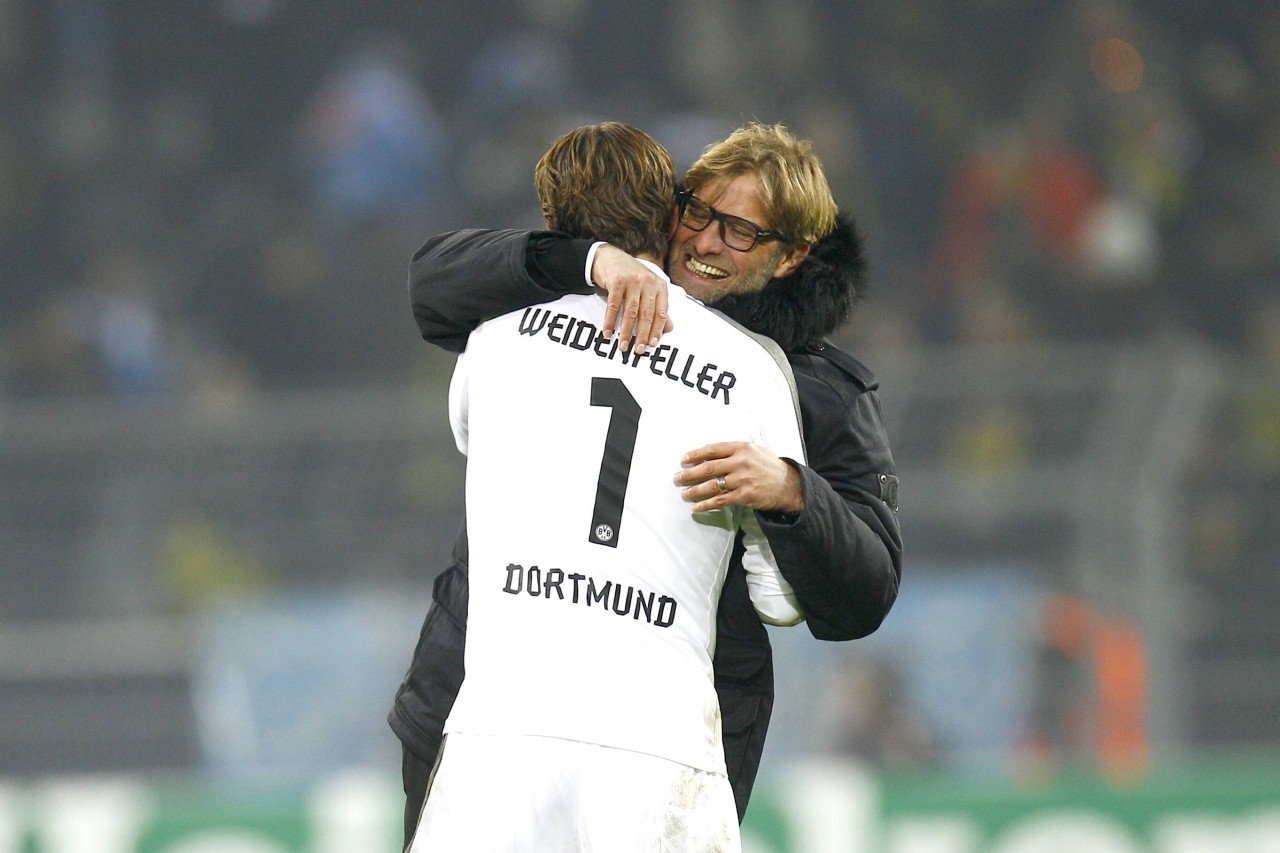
[408,732,741,852]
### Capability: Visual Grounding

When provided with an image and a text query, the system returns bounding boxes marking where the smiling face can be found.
[667,173,809,303]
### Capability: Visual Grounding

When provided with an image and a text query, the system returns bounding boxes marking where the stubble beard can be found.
[670,244,783,304]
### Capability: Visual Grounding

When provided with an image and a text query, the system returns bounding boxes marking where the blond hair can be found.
[534,122,675,259]
[684,122,837,247]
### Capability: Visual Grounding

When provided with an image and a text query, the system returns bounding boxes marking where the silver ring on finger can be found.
[716,475,729,493]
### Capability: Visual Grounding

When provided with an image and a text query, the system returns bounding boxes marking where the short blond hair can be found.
[534,122,675,259]
[684,122,837,247]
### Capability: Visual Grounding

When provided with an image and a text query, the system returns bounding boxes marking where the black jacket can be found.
[390,222,902,820]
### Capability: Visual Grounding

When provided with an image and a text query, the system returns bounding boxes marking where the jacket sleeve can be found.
[408,228,595,353]
[756,356,903,641]
[386,525,470,761]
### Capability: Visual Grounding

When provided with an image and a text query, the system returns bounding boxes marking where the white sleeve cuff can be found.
[584,241,607,288]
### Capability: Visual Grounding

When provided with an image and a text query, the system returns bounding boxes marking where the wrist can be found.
[782,459,806,512]
[764,459,805,516]
[585,241,608,289]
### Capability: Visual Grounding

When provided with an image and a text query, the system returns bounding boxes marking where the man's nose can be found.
[689,221,726,254]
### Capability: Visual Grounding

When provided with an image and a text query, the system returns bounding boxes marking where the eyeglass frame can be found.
[676,189,789,253]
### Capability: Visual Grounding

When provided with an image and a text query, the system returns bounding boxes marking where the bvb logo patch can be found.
[593,524,615,543]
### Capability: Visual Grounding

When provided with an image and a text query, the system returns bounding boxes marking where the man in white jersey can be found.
[410,123,805,852]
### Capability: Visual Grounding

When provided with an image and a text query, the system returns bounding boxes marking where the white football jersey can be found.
[445,262,806,774]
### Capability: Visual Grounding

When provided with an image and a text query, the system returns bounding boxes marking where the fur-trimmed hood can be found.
[709,214,867,353]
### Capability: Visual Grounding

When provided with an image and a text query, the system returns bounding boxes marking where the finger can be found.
[602,294,621,339]
[617,299,639,351]
[672,468,698,488]
[649,289,671,348]
[633,297,657,355]
[689,488,745,514]
[672,460,720,488]
[680,470,727,497]
[681,442,741,466]
[679,479,723,507]
[690,496,726,513]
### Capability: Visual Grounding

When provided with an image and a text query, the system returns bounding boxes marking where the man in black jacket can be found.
[391,122,902,843]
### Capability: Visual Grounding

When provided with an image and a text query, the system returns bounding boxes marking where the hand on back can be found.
[594,244,674,355]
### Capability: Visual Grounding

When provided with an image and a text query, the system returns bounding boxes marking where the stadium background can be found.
[2,0,1278,850]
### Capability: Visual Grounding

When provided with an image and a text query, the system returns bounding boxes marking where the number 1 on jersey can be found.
[588,377,641,547]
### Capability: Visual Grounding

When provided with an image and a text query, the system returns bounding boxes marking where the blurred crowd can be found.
[2,0,1278,401]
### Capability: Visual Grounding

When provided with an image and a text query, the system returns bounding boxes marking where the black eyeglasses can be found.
[677,190,787,252]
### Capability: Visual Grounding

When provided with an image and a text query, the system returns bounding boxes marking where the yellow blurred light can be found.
[1091,37,1145,93]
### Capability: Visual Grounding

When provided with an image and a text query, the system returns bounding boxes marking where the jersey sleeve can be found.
[738,365,807,626]
[448,347,472,455]
[739,511,804,626]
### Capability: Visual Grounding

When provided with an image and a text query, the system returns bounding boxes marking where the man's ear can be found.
[668,203,680,238]
[771,244,811,279]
